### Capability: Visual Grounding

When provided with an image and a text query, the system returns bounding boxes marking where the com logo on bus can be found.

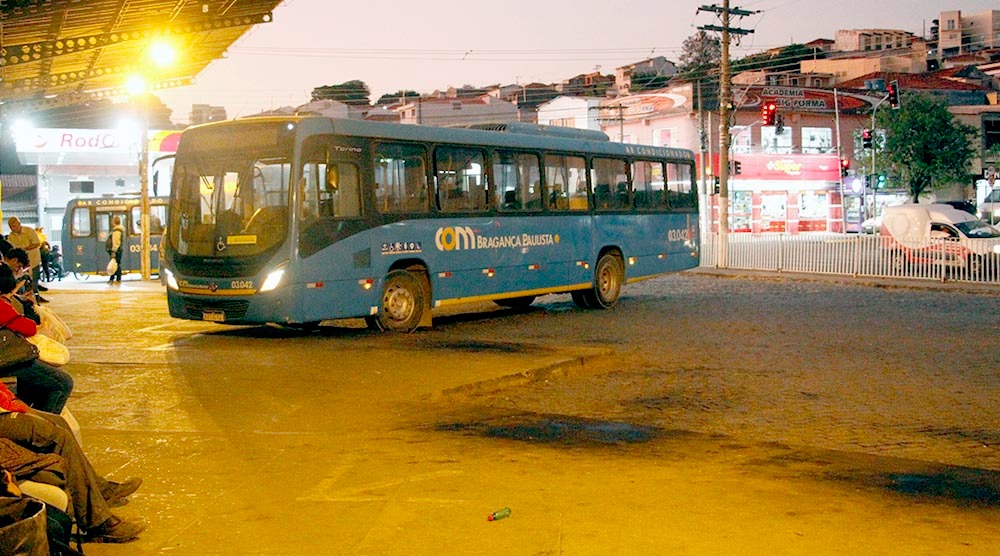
[435,226,478,251]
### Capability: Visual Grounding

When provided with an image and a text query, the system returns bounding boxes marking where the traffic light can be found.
[775,115,785,134]
[876,174,887,189]
[840,158,850,177]
[732,160,742,175]
[862,128,873,149]
[761,102,776,126]
[887,80,900,109]
[713,176,720,194]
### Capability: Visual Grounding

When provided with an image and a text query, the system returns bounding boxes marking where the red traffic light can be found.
[761,102,777,125]
[862,128,873,148]
[887,80,900,109]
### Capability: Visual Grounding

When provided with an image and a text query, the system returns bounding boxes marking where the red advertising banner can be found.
[696,153,841,181]
[732,153,841,181]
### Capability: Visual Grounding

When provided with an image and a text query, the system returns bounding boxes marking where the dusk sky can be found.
[157,0,999,123]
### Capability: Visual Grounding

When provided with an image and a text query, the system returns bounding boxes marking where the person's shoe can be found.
[37,284,48,292]
[85,515,146,543]
[101,477,142,501]
[35,295,49,303]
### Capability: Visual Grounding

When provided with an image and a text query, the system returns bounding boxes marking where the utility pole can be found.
[698,2,757,268]
[593,104,627,142]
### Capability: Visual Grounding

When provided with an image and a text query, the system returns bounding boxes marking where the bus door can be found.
[128,202,167,273]
[296,148,372,322]
[95,209,131,273]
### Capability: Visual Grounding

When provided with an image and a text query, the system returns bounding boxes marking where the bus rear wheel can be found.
[577,251,624,310]
[374,269,425,333]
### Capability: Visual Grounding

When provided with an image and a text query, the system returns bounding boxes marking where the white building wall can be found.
[536,96,603,130]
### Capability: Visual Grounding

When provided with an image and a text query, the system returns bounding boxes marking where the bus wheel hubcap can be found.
[385,285,414,321]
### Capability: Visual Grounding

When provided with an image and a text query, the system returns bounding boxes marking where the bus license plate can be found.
[203,310,225,322]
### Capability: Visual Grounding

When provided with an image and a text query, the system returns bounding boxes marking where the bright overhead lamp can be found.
[125,75,147,95]
[149,41,176,68]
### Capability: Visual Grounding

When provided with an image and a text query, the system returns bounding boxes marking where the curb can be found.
[686,267,1000,296]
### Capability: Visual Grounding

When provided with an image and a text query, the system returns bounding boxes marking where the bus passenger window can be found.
[493,151,540,212]
[131,207,142,234]
[544,155,586,212]
[150,206,166,234]
[592,158,629,210]
[321,162,361,218]
[666,162,696,209]
[71,208,92,237]
[435,147,486,213]
[633,160,666,209]
[374,144,428,214]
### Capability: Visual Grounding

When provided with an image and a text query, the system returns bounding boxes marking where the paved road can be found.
[38,272,1000,555]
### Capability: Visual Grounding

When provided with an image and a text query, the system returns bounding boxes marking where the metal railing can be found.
[700,232,1000,285]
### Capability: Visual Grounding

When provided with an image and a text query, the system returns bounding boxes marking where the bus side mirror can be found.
[324,165,339,192]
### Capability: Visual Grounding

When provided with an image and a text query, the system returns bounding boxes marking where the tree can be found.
[311,80,371,106]
[375,90,420,105]
[877,93,976,200]
[678,31,721,78]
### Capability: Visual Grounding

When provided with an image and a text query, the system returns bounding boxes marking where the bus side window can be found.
[131,207,142,235]
[544,155,586,212]
[71,207,92,237]
[320,162,361,218]
[435,147,486,213]
[374,143,428,214]
[150,206,166,234]
[493,151,540,211]
[666,162,696,209]
[592,158,629,211]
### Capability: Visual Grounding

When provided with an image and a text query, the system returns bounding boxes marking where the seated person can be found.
[0,381,145,543]
[3,248,37,304]
[0,263,73,414]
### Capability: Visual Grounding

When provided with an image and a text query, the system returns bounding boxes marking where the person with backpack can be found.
[106,217,125,285]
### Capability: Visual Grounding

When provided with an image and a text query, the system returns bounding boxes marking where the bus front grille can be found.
[182,299,250,320]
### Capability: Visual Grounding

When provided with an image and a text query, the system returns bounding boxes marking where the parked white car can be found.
[881,204,1000,276]
[979,188,1000,225]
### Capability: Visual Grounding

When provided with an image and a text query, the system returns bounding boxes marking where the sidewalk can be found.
[40,273,166,294]
[686,266,1000,295]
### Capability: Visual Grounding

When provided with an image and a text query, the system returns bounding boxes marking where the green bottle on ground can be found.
[487,507,511,521]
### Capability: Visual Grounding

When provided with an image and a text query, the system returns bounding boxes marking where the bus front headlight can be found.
[259,262,287,292]
[163,267,179,291]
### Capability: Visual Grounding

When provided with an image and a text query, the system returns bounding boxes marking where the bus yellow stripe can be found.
[435,283,591,307]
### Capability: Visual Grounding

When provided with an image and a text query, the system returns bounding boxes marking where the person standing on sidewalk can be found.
[6,218,45,303]
[35,227,51,288]
[107,216,125,285]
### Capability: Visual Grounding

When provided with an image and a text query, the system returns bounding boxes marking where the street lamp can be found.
[129,39,175,281]
[126,76,152,280]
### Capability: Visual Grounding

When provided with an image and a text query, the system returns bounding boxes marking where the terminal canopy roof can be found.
[0,0,283,113]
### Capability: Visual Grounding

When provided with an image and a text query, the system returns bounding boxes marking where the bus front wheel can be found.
[374,269,425,333]
[577,251,624,310]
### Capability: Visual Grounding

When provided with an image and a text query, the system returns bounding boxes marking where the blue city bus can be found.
[61,195,169,279]
[161,117,699,331]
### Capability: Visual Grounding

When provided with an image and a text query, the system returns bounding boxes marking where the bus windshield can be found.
[168,155,291,258]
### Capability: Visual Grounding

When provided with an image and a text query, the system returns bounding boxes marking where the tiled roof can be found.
[838,72,988,91]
